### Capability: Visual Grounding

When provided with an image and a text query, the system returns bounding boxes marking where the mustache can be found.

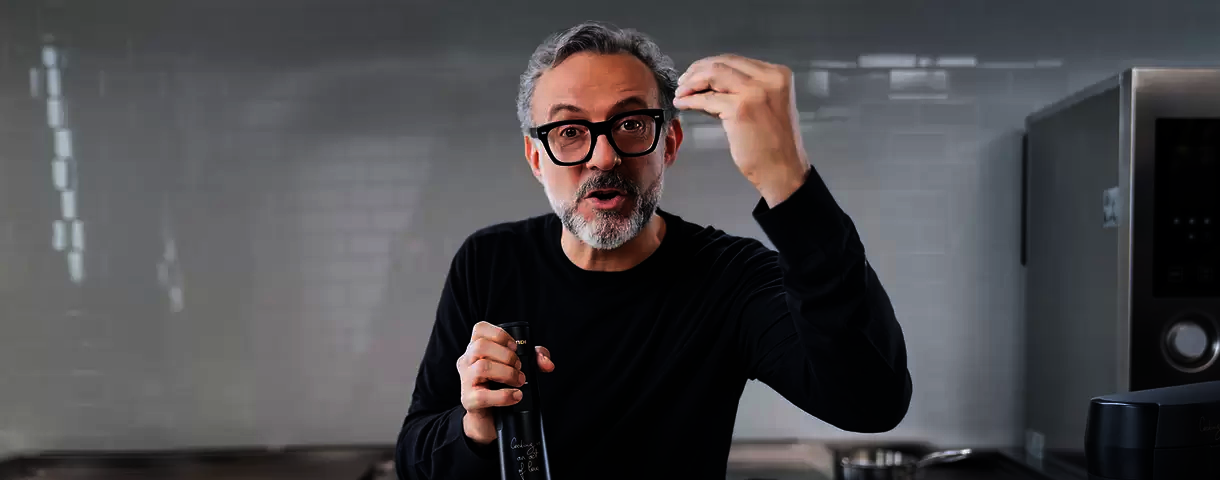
[575,171,641,199]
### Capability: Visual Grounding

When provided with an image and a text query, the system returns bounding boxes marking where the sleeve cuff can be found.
[751,167,849,261]
[445,407,501,466]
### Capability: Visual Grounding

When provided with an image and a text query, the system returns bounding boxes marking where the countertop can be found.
[0,446,394,480]
[0,443,1054,480]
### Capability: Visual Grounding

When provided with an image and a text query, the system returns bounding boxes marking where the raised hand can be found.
[673,54,811,207]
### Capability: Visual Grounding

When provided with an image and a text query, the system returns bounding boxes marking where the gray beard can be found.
[546,172,663,250]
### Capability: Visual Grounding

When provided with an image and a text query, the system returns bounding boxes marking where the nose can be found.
[585,134,620,171]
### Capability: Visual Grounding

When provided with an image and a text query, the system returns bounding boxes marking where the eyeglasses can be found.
[528,108,670,166]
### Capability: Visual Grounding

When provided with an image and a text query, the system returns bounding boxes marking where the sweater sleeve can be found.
[734,167,913,433]
[395,237,500,480]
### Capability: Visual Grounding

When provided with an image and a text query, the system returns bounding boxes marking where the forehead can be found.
[531,52,660,122]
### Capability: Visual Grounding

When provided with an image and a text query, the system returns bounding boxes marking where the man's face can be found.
[524,52,683,250]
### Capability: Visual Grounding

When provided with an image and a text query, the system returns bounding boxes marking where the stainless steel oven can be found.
[1015,68,1220,476]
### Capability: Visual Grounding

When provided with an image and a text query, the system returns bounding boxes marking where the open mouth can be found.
[586,189,625,201]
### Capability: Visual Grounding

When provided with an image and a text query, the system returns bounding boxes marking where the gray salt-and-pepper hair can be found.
[515,21,681,134]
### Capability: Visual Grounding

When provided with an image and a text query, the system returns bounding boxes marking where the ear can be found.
[662,116,684,168]
[524,135,543,179]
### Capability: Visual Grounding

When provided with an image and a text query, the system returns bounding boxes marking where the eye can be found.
[619,120,643,132]
[558,126,582,138]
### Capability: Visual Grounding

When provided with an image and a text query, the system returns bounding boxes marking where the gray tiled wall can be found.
[2,0,1219,457]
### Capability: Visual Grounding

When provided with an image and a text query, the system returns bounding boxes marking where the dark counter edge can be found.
[0,444,1063,480]
[0,443,397,479]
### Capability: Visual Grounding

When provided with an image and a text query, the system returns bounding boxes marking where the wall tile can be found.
[3,0,1219,454]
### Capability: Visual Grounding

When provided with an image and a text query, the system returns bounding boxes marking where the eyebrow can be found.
[547,96,651,122]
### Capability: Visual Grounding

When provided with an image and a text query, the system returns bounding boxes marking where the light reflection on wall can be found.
[157,199,185,313]
[37,38,86,284]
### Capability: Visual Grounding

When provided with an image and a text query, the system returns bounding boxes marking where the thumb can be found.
[535,346,555,373]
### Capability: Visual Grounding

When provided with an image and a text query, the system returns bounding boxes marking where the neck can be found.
[560,213,667,272]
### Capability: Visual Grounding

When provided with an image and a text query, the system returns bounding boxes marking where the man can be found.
[396,21,912,480]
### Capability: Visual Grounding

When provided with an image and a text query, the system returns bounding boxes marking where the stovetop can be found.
[727,440,1052,480]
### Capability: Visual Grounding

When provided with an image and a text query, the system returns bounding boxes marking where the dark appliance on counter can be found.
[1085,380,1220,480]
[1015,67,1220,478]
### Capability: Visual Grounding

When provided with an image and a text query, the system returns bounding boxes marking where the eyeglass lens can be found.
[547,113,657,163]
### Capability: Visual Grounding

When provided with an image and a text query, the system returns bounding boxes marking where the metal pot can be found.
[840,448,973,480]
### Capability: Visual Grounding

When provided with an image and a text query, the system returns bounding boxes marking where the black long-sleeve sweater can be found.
[396,168,913,480]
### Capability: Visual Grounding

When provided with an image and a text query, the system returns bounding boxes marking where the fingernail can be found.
[509,341,517,351]
[512,390,523,400]
[518,372,527,385]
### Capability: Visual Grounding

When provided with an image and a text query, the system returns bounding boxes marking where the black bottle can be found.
[494,321,553,480]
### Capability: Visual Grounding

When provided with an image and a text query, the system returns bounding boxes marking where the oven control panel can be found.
[1154,118,1220,298]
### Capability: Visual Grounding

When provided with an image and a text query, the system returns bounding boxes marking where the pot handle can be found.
[914,448,973,469]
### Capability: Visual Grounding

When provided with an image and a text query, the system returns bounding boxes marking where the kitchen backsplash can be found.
[2,0,1219,457]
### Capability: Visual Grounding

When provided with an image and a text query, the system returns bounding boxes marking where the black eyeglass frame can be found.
[527,108,671,166]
